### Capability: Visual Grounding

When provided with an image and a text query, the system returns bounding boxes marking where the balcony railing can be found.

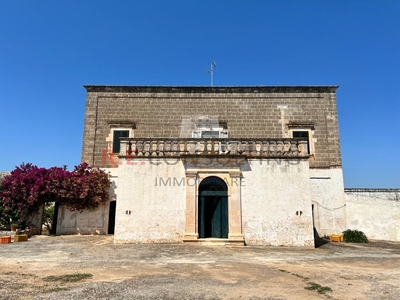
[119,138,309,158]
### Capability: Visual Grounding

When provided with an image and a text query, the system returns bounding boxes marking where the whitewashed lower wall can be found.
[55,158,350,247]
[242,159,314,247]
[345,189,400,241]
[309,168,346,236]
[57,203,108,234]
[114,158,186,243]
[26,204,44,234]
[56,169,118,235]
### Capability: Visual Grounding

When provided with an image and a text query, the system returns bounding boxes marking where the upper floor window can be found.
[181,115,228,139]
[192,130,228,138]
[106,122,136,154]
[112,130,130,154]
[288,123,314,155]
[292,131,310,154]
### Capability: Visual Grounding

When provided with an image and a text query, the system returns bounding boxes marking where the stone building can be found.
[57,85,349,246]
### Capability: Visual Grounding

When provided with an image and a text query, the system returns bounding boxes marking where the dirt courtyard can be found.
[0,235,399,300]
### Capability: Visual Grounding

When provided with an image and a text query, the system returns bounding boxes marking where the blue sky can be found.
[0,1,399,188]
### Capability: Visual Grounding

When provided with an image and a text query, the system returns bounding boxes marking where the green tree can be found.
[42,202,55,233]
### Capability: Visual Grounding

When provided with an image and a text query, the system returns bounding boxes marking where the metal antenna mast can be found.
[207,61,217,86]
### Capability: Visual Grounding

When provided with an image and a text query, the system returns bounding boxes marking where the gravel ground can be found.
[0,234,399,299]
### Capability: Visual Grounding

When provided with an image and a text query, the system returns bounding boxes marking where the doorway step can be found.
[196,238,245,246]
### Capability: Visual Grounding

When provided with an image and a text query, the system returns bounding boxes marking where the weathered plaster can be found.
[113,156,315,246]
[309,168,346,236]
[57,203,108,235]
[114,158,186,243]
[56,168,118,235]
[241,159,314,247]
[345,189,400,241]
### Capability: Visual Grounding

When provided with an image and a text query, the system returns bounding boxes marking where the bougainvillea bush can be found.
[0,162,111,224]
[64,163,112,211]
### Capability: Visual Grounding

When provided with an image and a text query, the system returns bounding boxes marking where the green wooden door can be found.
[198,177,228,238]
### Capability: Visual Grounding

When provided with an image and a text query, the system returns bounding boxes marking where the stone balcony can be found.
[119,138,309,158]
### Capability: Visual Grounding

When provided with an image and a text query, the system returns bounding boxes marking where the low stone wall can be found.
[56,170,118,235]
[56,203,109,235]
[345,189,400,241]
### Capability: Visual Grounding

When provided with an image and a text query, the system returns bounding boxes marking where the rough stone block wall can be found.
[81,86,341,169]
[345,189,400,241]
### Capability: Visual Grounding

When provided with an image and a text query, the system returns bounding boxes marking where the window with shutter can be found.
[112,130,130,154]
[292,131,310,154]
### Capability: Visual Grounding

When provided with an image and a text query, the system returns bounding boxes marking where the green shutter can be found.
[293,131,310,153]
[113,130,130,153]
[293,131,309,138]
[198,176,229,239]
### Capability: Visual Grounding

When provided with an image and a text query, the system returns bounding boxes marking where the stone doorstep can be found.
[184,238,245,246]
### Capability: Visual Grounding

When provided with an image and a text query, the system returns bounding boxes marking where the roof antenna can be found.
[206,61,216,86]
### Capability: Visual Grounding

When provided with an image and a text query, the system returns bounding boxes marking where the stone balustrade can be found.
[119,138,309,158]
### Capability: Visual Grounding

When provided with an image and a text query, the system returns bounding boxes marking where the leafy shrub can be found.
[342,229,369,243]
[0,163,111,223]
[43,202,55,233]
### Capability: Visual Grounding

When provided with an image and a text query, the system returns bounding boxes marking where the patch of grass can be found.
[278,269,309,280]
[43,273,93,283]
[4,272,18,275]
[305,282,332,294]
[2,272,37,278]
[342,229,369,243]
[47,287,69,293]
[20,273,36,278]
[292,273,309,280]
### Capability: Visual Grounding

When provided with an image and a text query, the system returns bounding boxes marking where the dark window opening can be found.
[201,131,220,138]
[293,131,310,153]
[113,130,130,153]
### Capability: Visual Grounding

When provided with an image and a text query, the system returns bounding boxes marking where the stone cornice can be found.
[84,85,339,94]
[345,188,400,192]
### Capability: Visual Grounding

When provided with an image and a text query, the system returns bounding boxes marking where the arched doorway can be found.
[198,176,228,238]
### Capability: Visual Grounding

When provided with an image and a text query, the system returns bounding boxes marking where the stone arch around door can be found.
[183,171,244,245]
[198,176,228,238]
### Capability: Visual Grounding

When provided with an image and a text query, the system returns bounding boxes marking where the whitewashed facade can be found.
[55,86,355,246]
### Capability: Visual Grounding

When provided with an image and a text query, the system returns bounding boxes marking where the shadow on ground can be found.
[314,227,329,248]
